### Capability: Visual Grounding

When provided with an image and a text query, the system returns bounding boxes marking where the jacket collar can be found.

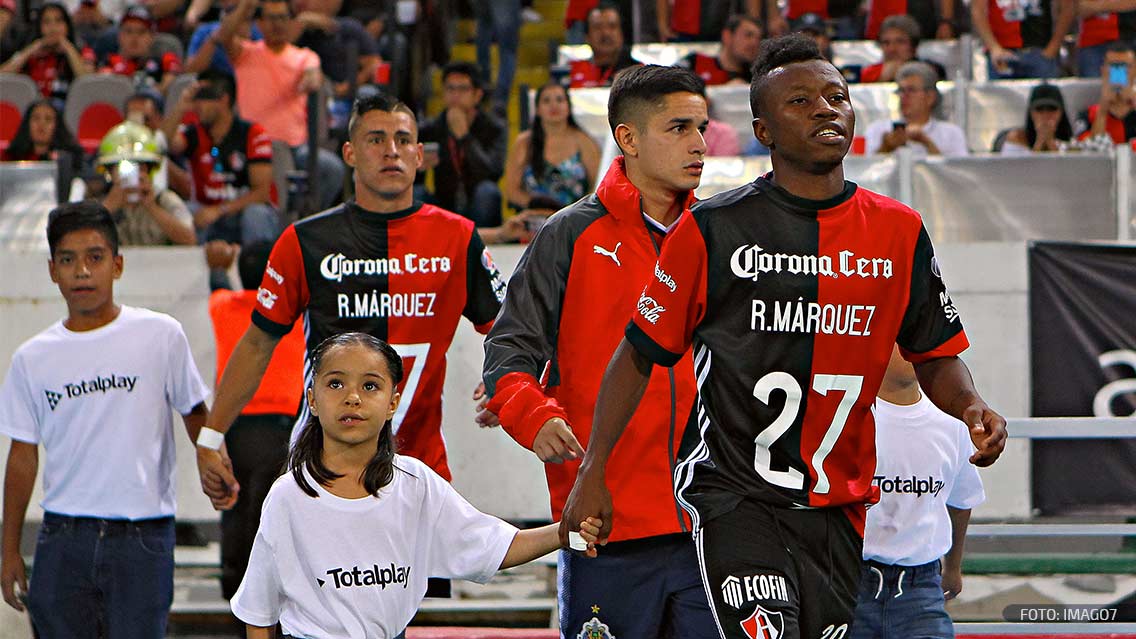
[595,156,696,224]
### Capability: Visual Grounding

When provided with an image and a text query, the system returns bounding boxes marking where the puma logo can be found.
[593,242,622,267]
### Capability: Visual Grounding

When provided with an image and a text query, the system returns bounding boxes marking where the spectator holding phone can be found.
[864,61,968,157]
[1076,42,1136,143]
[96,121,197,246]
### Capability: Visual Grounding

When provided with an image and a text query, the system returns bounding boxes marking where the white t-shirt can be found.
[0,306,209,520]
[864,118,970,158]
[231,455,518,638]
[863,394,985,566]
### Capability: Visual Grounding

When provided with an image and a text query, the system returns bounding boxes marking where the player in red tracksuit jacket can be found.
[482,65,716,639]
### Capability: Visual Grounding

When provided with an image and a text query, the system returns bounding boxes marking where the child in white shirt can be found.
[0,201,212,638]
[231,332,600,639]
[849,346,985,639]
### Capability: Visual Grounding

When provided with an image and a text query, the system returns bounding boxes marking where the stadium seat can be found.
[64,74,133,154]
[151,31,184,62]
[0,73,40,152]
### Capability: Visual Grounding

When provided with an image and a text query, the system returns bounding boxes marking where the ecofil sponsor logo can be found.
[721,574,790,609]
[730,245,893,281]
[319,563,411,590]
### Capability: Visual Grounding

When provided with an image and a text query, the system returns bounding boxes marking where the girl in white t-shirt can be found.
[232,333,600,639]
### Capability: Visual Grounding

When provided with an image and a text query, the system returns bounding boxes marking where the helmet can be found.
[96,121,162,167]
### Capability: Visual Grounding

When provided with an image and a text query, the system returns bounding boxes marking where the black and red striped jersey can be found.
[625,176,968,534]
[986,0,1054,50]
[252,201,507,480]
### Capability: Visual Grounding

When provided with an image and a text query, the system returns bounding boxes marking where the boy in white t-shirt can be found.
[0,202,213,638]
[849,346,986,639]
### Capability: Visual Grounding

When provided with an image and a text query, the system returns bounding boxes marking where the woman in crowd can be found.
[999,84,1074,154]
[2,98,85,173]
[0,3,94,110]
[504,82,600,211]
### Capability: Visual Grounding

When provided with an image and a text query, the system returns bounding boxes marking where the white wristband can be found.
[568,531,587,552]
[195,427,225,450]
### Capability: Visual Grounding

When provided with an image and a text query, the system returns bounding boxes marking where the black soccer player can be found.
[561,34,1007,639]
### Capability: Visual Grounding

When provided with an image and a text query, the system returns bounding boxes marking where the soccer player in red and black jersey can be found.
[562,35,1008,639]
[482,65,716,639]
[678,14,762,86]
[196,93,507,512]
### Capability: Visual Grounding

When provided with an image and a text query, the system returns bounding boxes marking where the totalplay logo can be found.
[318,563,411,590]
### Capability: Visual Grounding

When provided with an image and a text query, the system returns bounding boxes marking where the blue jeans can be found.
[464,180,503,227]
[987,47,1059,80]
[849,560,954,639]
[1078,42,1110,78]
[558,533,716,639]
[475,0,521,105]
[292,144,346,211]
[27,513,175,639]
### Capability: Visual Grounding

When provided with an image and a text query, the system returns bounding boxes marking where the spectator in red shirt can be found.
[659,0,760,41]
[678,13,762,85]
[1076,1,1136,77]
[0,2,94,110]
[971,0,1073,80]
[568,3,639,89]
[1,99,85,175]
[161,69,280,289]
[99,5,181,94]
[1077,42,1136,144]
[859,14,945,83]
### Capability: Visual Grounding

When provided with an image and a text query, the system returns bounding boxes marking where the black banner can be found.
[1029,241,1136,515]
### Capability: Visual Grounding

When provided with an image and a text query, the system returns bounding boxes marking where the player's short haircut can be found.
[441,60,483,91]
[46,201,120,258]
[607,64,705,149]
[749,33,827,118]
[347,91,416,139]
[238,241,274,291]
[724,13,761,34]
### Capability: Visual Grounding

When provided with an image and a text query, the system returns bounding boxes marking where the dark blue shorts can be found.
[558,532,716,639]
[849,559,954,639]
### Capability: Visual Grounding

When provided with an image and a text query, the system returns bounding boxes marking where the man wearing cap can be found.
[96,120,197,246]
[864,60,969,157]
[99,5,182,94]
[792,12,834,60]
[161,68,280,289]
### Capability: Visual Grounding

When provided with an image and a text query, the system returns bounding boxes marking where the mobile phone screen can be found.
[1109,62,1128,87]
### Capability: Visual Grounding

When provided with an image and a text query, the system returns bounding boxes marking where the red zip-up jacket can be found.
[483,158,698,542]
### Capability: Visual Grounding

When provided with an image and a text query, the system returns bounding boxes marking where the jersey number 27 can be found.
[752,372,864,494]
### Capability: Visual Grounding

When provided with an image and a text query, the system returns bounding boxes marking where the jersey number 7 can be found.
[390,343,429,435]
[752,372,864,494]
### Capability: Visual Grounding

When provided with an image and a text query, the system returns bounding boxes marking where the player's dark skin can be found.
[559,57,1009,546]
